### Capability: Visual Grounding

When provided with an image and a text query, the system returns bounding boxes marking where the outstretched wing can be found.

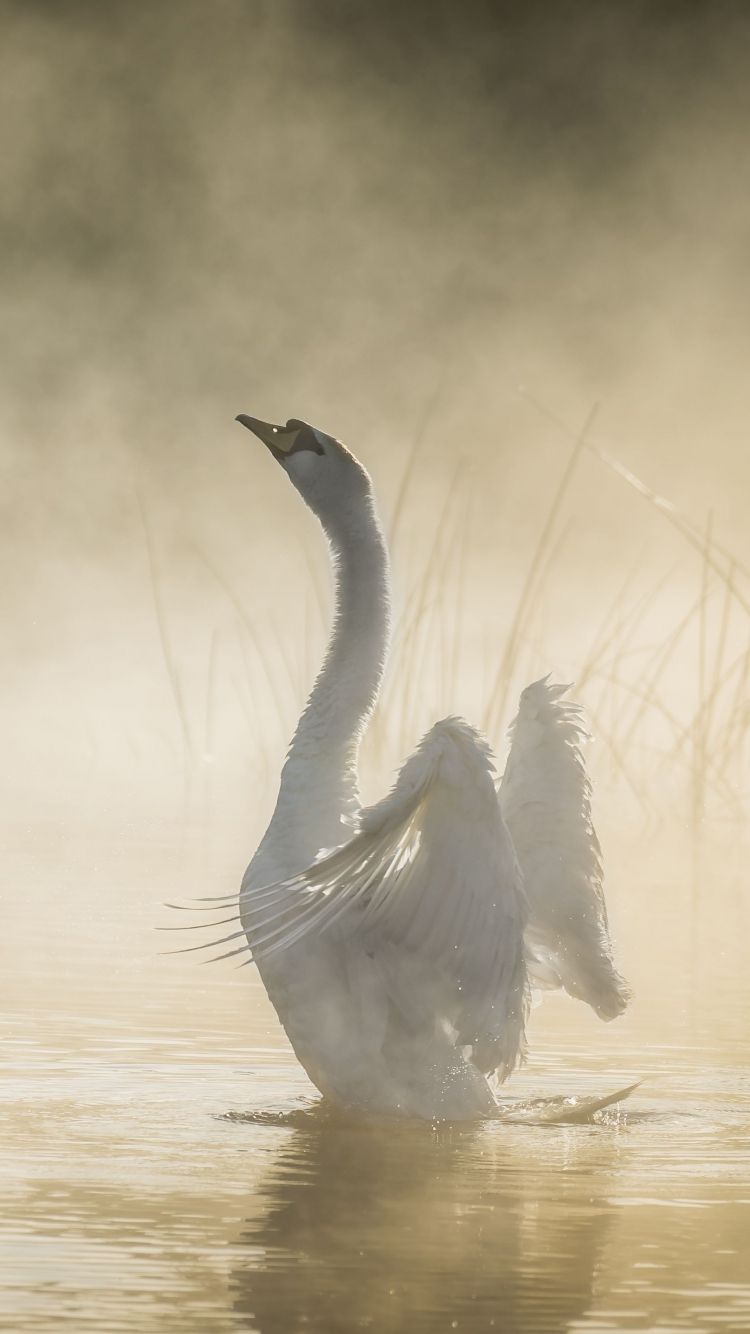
[499,677,630,1020]
[242,718,528,1079]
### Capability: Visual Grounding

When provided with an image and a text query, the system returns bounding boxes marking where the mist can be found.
[5,5,750,1331]
[1,0,749,815]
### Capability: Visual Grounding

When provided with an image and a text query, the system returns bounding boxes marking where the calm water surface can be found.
[3,809,750,1332]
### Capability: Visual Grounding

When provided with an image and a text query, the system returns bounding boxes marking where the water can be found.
[3,806,750,1333]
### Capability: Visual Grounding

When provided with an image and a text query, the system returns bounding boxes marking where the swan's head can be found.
[236,413,374,532]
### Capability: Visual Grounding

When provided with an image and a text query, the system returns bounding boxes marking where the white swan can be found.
[199,415,629,1120]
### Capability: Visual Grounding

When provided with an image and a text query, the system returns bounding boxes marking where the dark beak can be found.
[235,413,296,463]
[235,413,320,461]
[235,414,284,448]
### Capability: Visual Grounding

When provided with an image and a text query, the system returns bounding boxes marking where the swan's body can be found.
[226,415,629,1120]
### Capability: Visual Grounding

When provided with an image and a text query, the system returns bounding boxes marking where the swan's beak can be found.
[235,414,299,458]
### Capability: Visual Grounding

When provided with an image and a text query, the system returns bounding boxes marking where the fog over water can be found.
[3,0,750,798]
[3,3,750,1331]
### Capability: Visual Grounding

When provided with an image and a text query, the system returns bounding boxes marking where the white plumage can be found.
[184,415,629,1121]
[501,679,630,1020]
[242,718,528,1085]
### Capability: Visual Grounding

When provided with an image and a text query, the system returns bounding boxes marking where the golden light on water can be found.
[4,3,750,1330]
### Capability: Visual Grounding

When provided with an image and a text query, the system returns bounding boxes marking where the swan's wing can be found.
[499,677,630,1020]
[243,718,528,1079]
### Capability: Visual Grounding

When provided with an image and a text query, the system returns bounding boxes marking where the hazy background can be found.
[4,8,750,1330]
[2,0,749,783]
[3,0,750,1009]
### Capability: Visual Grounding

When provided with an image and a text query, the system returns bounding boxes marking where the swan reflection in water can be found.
[228,1105,619,1333]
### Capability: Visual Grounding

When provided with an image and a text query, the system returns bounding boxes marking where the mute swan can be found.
[192,415,629,1121]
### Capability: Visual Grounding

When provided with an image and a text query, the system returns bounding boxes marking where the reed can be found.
[484,404,599,740]
[134,487,193,766]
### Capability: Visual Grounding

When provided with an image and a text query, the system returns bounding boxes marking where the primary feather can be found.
[500,677,630,1019]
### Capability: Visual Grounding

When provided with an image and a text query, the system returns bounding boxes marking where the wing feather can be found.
[241,717,528,1079]
[499,677,630,1019]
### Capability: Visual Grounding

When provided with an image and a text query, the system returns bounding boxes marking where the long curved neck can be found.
[265,495,391,865]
